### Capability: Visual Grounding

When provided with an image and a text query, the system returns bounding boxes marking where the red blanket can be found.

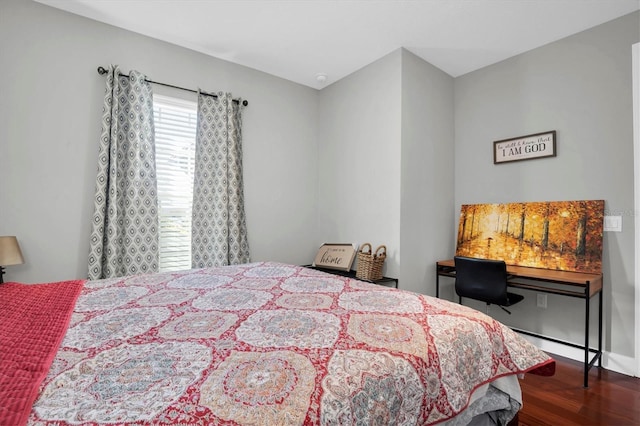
[0,280,84,426]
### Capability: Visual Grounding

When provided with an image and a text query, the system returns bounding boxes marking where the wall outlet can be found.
[537,293,547,308]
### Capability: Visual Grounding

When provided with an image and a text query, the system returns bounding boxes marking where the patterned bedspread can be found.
[27,262,554,425]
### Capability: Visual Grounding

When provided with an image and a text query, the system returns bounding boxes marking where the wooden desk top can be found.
[437,259,603,297]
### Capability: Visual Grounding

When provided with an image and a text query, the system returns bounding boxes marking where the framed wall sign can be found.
[312,243,357,271]
[494,130,556,164]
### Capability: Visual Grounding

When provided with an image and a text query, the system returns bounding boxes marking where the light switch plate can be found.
[603,215,622,232]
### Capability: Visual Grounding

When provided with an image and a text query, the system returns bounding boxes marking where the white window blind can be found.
[153,95,197,272]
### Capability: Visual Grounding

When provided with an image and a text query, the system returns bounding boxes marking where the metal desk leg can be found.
[584,283,590,388]
[598,290,603,368]
[584,286,590,388]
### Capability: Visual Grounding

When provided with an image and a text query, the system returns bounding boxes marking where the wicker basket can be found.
[356,243,386,281]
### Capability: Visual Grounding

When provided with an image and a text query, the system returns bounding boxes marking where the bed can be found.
[1,261,554,425]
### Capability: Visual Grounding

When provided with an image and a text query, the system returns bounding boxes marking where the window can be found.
[153,95,197,272]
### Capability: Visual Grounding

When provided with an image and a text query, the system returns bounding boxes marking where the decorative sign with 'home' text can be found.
[494,130,556,164]
[312,243,357,272]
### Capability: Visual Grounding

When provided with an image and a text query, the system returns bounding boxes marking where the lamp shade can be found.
[0,236,24,266]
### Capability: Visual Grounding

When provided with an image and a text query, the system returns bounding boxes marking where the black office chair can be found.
[454,256,524,314]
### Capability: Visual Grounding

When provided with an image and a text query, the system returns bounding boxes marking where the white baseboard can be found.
[517,332,637,378]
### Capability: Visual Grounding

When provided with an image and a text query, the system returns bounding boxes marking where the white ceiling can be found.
[36,0,640,89]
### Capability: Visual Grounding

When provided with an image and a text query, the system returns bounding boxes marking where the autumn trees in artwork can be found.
[456,200,604,273]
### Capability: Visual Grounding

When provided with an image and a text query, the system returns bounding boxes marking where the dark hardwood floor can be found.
[518,353,640,425]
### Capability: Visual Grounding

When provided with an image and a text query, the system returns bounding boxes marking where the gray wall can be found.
[400,50,455,294]
[316,49,456,296]
[317,50,402,279]
[453,12,639,364]
[0,0,319,283]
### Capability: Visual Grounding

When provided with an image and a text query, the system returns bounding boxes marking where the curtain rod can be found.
[96,66,248,106]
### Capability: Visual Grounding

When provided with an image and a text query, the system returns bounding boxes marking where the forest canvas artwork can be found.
[455,200,605,274]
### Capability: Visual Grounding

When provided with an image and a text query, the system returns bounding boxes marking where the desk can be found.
[436,259,603,388]
[303,265,398,288]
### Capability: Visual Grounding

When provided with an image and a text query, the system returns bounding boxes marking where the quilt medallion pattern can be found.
[27,262,553,425]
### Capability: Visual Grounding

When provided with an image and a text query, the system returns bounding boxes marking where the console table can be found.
[436,259,602,388]
[303,265,398,288]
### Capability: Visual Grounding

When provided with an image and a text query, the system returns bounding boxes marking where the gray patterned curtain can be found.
[87,65,159,279]
[192,91,250,267]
